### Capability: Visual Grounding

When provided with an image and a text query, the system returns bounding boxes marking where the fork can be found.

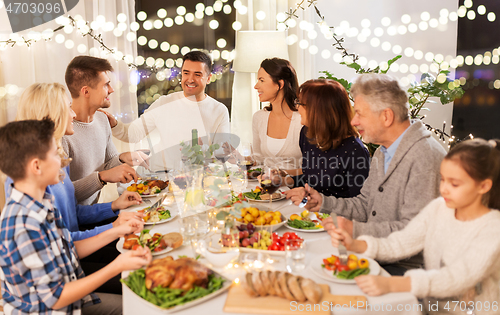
[273,196,308,212]
[330,213,348,265]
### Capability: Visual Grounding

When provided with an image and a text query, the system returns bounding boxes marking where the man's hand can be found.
[111,191,143,210]
[283,184,322,211]
[119,151,150,169]
[97,109,118,128]
[112,211,145,228]
[99,164,138,184]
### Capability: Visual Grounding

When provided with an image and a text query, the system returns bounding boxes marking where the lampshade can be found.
[232,31,289,73]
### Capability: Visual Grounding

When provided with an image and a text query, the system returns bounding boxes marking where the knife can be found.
[330,212,348,265]
[144,194,167,214]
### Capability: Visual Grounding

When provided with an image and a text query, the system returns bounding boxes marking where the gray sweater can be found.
[320,121,446,268]
[62,111,122,205]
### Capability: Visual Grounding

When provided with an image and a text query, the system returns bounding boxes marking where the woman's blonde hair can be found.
[16,83,71,168]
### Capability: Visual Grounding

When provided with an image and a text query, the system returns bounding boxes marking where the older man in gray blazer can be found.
[285,73,446,275]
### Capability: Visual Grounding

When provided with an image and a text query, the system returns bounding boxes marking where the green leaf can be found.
[216,211,229,220]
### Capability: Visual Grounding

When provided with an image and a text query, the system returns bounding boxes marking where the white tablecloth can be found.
[120,188,422,315]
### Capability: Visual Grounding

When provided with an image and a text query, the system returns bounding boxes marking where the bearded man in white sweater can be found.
[101,51,230,171]
[63,56,148,205]
[286,73,447,276]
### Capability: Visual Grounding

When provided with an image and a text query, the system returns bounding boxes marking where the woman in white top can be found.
[252,58,302,173]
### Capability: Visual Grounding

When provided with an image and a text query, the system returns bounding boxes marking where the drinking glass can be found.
[228,165,248,195]
[285,239,306,272]
[258,164,282,206]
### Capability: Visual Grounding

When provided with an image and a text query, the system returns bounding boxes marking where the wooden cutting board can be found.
[224,283,366,315]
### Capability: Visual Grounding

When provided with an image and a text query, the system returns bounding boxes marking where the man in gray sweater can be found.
[63,56,148,205]
[285,73,446,275]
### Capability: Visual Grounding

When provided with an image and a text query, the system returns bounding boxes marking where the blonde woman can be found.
[4,83,144,295]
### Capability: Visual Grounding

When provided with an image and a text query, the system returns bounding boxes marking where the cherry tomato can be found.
[337,264,349,272]
[325,264,334,271]
[358,258,370,269]
[347,260,358,270]
[154,246,163,252]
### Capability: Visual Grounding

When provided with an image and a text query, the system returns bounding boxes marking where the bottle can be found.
[192,129,198,147]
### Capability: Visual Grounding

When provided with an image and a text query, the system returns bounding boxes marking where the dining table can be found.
[119,181,423,315]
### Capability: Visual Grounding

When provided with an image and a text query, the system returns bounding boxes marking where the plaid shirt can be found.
[0,188,100,314]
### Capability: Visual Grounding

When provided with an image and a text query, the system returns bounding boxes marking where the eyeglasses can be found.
[294,98,305,109]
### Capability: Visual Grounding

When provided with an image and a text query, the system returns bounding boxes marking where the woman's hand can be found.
[111,191,143,210]
[323,217,355,250]
[112,211,145,228]
[355,276,411,296]
[112,217,144,236]
[355,275,391,296]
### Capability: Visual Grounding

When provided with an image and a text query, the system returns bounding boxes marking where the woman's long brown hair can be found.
[300,79,358,151]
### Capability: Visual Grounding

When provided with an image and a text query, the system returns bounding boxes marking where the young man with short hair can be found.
[0,118,151,314]
[63,56,149,205]
[102,51,231,170]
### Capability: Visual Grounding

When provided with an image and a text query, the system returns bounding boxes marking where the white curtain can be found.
[0,0,138,141]
[230,0,315,144]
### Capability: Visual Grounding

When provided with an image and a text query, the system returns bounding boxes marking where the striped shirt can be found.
[0,188,100,314]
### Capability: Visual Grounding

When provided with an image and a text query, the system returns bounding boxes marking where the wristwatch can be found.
[98,172,107,186]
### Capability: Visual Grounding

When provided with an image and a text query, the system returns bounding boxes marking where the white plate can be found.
[310,255,380,284]
[138,207,178,226]
[285,224,325,233]
[245,189,286,202]
[122,266,231,313]
[285,212,325,233]
[119,180,169,197]
[116,237,174,256]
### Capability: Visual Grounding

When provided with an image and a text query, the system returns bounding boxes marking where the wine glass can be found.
[258,164,282,206]
[229,165,248,195]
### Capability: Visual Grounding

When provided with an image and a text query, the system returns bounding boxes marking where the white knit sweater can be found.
[359,197,500,315]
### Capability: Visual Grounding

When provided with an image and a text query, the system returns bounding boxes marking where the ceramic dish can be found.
[116,237,174,256]
[310,255,380,284]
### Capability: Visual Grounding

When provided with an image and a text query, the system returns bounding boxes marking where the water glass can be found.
[179,215,197,245]
[285,239,306,272]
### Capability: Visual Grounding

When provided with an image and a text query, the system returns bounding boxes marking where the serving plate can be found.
[310,255,380,284]
[122,266,232,313]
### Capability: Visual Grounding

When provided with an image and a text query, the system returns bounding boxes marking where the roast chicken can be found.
[145,256,212,291]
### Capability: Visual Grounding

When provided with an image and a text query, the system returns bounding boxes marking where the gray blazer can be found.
[320,120,446,269]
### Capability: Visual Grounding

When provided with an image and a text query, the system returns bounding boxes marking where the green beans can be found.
[287,219,319,230]
[121,269,225,309]
[336,268,370,279]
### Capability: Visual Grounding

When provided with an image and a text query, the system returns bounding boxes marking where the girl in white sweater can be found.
[327,139,500,315]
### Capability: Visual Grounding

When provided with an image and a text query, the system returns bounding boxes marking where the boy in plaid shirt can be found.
[0,118,152,314]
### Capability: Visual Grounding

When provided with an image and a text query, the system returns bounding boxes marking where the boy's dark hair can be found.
[182,51,213,75]
[0,118,55,181]
[65,55,114,98]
